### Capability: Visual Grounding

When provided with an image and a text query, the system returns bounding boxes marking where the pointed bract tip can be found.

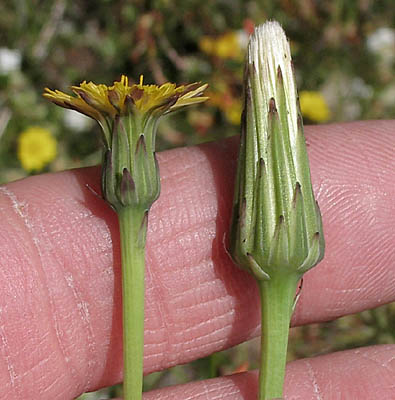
[257,157,266,178]
[269,97,277,113]
[120,167,136,206]
[122,167,135,190]
[136,134,147,155]
[277,65,283,82]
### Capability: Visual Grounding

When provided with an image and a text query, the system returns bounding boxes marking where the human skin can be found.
[0,120,394,399]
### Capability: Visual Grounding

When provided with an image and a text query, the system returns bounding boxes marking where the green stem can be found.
[257,273,299,400]
[118,206,148,400]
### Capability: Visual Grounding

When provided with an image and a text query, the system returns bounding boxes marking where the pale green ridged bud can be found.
[229,21,325,281]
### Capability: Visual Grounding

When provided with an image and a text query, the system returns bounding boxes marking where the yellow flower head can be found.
[199,32,244,60]
[44,75,208,211]
[44,75,208,122]
[18,126,57,171]
[299,90,331,122]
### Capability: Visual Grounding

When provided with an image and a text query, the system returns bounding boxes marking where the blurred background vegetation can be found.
[0,0,394,398]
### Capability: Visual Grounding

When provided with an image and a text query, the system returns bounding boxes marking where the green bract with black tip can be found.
[229,21,325,400]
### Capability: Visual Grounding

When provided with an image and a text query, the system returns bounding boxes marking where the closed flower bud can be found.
[229,21,325,281]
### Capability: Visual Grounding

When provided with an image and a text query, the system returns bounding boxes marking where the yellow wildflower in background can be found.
[199,32,244,60]
[299,90,331,122]
[18,126,57,171]
[206,85,242,125]
[224,100,242,125]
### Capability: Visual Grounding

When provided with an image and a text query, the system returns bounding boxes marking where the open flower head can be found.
[44,75,208,212]
[44,75,208,122]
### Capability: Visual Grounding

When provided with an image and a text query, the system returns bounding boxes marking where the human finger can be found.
[0,121,394,398]
[141,344,395,399]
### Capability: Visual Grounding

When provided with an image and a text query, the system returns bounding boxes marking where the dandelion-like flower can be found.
[44,75,207,400]
[44,75,208,212]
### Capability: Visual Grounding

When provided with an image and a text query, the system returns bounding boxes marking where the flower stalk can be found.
[44,76,207,400]
[118,205,147,398]
[229,22,325,399]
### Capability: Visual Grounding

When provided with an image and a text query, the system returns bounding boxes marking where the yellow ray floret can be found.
[43,75,208,121]
[43,88,103,121]
[71,81,116,116]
